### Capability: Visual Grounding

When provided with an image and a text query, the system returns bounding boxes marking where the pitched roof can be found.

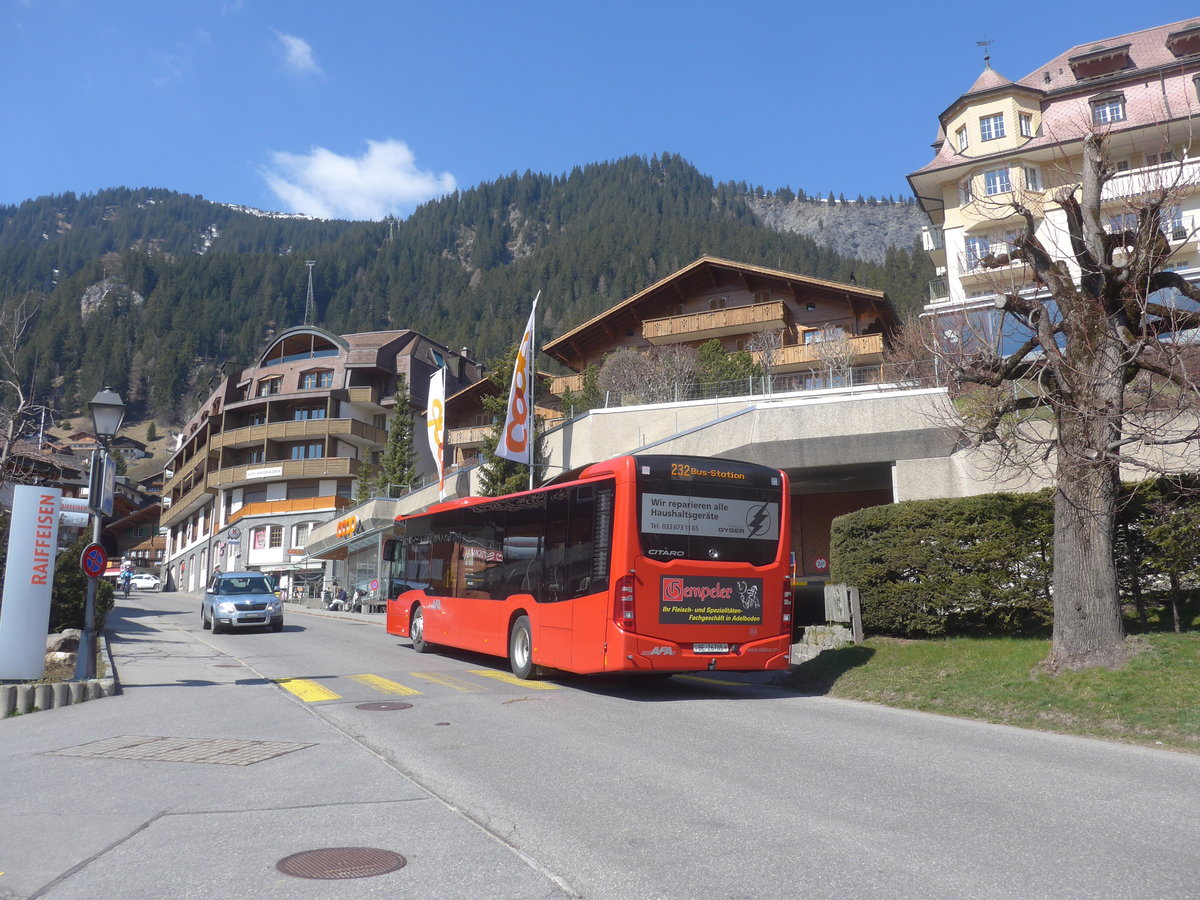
[542,256,889,360]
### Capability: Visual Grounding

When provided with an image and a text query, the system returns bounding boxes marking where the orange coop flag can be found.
[496,294,539,464]
[426,366,447,499]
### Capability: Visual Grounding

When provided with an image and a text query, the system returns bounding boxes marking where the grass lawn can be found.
[779,633,1200,753]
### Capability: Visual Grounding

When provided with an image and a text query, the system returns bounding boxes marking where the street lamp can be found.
[74,387,126,681]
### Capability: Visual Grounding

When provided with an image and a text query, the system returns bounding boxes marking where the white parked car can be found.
[130,573,161,591]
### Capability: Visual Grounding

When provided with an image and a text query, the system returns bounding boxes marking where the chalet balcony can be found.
[207,456,361,489]
[211,418,387,450]
[753,333,884,373]
[447,424,491,449]
[226,495,354,526]
[345,385,382,407]
[160,479,215,528]
[642,300,788,345]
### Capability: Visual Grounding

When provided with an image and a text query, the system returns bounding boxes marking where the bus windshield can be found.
[636,456,783,567]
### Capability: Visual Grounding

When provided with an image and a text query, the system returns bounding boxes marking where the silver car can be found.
[201,572,284,633]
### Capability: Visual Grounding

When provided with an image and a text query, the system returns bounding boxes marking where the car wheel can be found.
[211,615,225,635]
[410,606,432,653]
[509,615,538,680]
[201,605,211,630]
[272,618,284,633]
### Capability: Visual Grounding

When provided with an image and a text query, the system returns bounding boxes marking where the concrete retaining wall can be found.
[0,636,117,718]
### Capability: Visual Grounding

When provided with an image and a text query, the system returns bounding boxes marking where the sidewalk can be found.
[0,593,571,900]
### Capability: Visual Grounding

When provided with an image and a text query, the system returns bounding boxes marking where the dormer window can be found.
[1069,43,1132,80]
[979,113,1005,142]
[1091,93,1126,126]
[256,376,282,397]
[300,369,334,390]
[1166,23,1200,59]
[956,125,969,151]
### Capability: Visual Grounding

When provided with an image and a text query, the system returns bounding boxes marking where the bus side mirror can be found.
[382,539,398,562]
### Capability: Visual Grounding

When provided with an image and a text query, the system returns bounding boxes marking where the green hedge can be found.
[830,492,1054,637]
[830,481,1200,638]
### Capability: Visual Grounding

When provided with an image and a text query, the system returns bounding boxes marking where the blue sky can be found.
[4,1,1198,219]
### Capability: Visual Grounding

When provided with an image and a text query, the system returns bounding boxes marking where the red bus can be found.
[384,454,792,679]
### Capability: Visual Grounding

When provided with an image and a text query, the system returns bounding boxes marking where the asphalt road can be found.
[5,591,1199,898]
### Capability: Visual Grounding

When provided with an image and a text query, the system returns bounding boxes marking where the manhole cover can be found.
[356,701,413,711]
[276,847,406,880]
[45,735,313,766]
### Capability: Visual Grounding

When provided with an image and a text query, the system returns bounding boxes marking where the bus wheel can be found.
[509,615,537,680]
[411,606,430,653]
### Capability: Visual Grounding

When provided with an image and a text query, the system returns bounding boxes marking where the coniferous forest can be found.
[0,153,933,425]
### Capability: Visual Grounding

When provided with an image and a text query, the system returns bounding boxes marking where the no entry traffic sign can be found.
[81,542,107,579]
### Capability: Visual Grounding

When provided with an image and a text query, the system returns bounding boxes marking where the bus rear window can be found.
[636,456,782,566]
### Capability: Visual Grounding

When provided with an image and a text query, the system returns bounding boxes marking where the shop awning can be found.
[303,497,403,559]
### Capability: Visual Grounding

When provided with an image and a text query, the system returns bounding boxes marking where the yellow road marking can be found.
[675,674,736,687]
[468,670,560,690]
[409,671,484,692]
[349,674,422,696]
[275,678,341,702]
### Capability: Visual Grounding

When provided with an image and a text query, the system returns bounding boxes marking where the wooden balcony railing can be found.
[211,418,386,450]
[225,495,353,526]
[207,456,360,488]
[642,301,788,345]
[447,424,491,448]
[756,333,885,372]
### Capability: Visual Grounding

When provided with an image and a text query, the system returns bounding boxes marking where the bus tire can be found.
[411,605,431,653]
[509,615,537,680]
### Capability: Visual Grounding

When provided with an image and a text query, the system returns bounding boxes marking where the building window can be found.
[1022,166,1042,191]
[965,235,991,268]
[292,406,326,421]
[1091,96,1125,125]
[246,412,266,426]
[292,523,311,548]
[242,447,265,465]
[257,377,281,397]
[984,167,1011,196]
[979,113,1005,142]
[663,303,684,317]
[290,442,324,460]
[959,177,975,205]
[752,291,771,304]
[300,370,334,390]
[1114,159,1131,172]
[1146,150,1175,166]
[1019,113,1033,137]
[1162,207,1185,241]
[252,527,267,550]
[956,125,969,151]
[269,526,283,548]
[709,297,727,311]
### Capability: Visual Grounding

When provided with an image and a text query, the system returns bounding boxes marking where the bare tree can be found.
[0,300,57,486]
[597,345,699,404]
[897,133,1200,672]
[813,325,855,387]
[747,328,784,390]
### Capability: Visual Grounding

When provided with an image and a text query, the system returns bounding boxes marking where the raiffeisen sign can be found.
[0,486,63,680]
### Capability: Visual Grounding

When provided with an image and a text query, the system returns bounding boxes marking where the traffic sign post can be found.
[80,542,107,579]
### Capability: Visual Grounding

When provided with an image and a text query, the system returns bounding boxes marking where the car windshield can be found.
[216,576,272,595]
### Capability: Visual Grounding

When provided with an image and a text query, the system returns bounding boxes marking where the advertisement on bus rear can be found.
[640,494,779,541]
[659,575,763,625]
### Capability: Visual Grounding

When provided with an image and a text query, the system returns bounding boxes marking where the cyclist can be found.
[121,569,132,599]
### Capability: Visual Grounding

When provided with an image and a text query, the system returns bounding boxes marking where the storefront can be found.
[302,498,403,608]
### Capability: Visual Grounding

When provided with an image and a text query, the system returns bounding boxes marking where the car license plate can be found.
[693,643,730,654]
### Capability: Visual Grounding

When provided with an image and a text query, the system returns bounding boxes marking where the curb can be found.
[0,635,118,718]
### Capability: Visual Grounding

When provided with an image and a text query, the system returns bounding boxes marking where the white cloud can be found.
[274,31,320,75]
[262,139,457,220]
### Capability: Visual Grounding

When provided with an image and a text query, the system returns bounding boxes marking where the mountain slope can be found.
[0,154,931,425]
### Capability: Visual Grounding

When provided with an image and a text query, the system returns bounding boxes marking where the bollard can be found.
[52,682,71,707]
[34,684,54,711]
[1,686,15,717]
[15,684,35,714]
[69,682,86,704]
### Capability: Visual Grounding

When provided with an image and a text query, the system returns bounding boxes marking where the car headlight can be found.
[266,601,280,612]
[216,602,237,614]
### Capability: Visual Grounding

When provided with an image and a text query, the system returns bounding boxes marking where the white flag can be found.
[426,366,447,499]
[496,296,538,464]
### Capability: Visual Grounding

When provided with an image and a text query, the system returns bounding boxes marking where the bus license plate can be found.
[693,643,730,654]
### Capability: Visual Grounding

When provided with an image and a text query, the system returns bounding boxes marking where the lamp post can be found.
[74,387,126,681]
